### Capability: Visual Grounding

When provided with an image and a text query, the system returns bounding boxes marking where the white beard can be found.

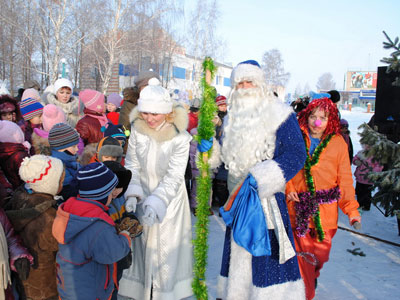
[222,87,277,179]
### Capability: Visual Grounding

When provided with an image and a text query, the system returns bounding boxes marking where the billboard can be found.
[347,71,377,90]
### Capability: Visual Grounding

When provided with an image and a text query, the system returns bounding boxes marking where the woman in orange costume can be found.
[286,97,361,300]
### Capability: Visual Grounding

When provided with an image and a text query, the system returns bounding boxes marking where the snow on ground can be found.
[194,109,400,300]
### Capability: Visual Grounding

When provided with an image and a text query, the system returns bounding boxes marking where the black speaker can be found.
[374,66,400,143]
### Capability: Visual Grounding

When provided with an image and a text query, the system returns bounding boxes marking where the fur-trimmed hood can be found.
[129,103,188,142]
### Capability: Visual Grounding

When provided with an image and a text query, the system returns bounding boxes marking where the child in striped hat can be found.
[52,162,132,300]
[19,92,44,151]
[48,123,81,203]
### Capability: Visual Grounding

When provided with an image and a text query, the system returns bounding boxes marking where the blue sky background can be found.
[184,0,400,94]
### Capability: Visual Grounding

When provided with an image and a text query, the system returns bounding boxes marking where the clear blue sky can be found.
[185,0,400,94]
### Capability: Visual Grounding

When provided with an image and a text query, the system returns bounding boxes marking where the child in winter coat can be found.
[0,121,31,189]
[353,146,384,210]
[9,155,64,300]
[32,104,85,156]
[75,89,108,145]
[0,94,23,123]
[48,123,81,202]
[85,136,123,165]
[52,162,132,300]
[19,90,44,150]
[106,93,122,125]
[43,78,82,128]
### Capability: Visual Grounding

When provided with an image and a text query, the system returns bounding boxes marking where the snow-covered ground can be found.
[197,109,400,300]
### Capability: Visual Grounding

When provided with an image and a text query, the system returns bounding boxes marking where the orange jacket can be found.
[286,133,360,230]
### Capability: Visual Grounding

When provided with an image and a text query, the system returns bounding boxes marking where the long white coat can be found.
[118,105,193,300]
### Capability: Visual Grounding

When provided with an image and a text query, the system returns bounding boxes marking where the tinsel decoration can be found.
[295,186,341,238]
[192,57,217,300]
[301,133,334,241]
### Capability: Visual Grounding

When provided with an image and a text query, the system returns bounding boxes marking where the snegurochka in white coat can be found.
[118,78,193,300]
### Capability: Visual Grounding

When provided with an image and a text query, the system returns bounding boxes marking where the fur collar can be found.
[129,103,188,142]
[45,92,80,114]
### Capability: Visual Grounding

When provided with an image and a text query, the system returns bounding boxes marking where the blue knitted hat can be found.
[77,162,118,204]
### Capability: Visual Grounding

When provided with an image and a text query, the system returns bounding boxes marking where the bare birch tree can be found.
[185,0,225,97]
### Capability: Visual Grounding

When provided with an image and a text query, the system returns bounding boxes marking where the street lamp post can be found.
[61,58,67,78]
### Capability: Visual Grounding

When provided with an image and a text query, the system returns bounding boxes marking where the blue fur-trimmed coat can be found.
[218,108,307,300]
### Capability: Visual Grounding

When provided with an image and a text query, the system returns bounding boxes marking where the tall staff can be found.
[192,57,217,299]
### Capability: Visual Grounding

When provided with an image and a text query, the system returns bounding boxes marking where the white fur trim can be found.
[231,63,265,88]
[250,160,286,199]
[223,238,305,300]
[143,195,167,223]
[251,278,305,300]
[125,184,145,201]
[217,275,228,299]
[226,238,253,299]
[129,104,189,143]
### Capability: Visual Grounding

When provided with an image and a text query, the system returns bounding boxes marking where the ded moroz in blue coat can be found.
[218,102,307,299]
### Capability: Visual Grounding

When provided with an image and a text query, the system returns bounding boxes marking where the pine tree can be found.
[381,31,400,87]
[358,124,400,216]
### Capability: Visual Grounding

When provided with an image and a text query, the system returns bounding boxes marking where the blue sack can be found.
[219,174,271,257]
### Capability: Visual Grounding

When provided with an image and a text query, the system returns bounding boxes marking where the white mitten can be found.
[142,206,156,226]
[125,197,137,213]
[142,195,167,223]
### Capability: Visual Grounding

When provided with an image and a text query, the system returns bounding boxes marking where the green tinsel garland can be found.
[303,133,333,242]
[192,57,217,300]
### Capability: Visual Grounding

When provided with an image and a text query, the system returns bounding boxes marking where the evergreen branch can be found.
[381,31,400,86]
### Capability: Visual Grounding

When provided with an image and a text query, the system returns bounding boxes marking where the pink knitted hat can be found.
[0,120,31,150]
[79,89,105,113]
[22,88,41,102]
[42,104,66,132]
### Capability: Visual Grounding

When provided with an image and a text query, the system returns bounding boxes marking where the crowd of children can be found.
[0,76,148,300]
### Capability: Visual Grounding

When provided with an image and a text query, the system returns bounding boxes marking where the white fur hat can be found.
[230,60,265,88]
[137,78,172,114]
[19,155,64,196]
[53,78,73,94]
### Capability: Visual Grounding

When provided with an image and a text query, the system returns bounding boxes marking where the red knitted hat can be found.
[215,95,227,106]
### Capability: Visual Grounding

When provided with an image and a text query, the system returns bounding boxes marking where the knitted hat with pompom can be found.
[19,155,64,195]
[137,78,172,114]
[42,104,66,132]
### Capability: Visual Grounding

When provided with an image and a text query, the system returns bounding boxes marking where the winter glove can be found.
[14,257,30,281]
[350,217,362,230]
[142,206,156,226]
[116,217,143,238]
[197,137,213,153]
[125,197,137,213]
